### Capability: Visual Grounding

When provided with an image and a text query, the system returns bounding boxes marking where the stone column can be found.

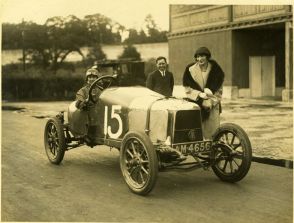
[282,21,293,101]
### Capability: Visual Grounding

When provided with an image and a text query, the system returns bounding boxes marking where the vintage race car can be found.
[44,75,252,195]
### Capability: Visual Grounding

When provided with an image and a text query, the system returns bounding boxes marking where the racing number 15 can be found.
[104,105,123,139]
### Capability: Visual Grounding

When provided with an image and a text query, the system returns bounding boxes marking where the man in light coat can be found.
[182,47,224,139]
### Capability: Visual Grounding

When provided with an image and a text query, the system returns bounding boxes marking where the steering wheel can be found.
[88,75,117,103]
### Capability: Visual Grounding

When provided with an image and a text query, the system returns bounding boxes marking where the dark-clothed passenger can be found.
[146,56,174,97]
[75,68,101,144]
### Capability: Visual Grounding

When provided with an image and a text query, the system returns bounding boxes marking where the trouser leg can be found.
[87,125,98,140]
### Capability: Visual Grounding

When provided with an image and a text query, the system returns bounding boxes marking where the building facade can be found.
[168,5,293,101]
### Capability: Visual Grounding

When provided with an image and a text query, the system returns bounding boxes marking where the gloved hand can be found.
[83,98,96,110]
[76,98,91,111]
[204,88,213,96]
[79,101,89,111]
[198,92,208,99]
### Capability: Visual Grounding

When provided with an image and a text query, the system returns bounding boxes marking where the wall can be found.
[169,30,233,85]
[170,5,231,33]
[170,5,291,34]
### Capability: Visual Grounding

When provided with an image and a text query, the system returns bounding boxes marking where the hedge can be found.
[1,58,155,101]
[2,76,84,101]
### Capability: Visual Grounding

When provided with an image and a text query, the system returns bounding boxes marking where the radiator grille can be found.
[173,110,203,143]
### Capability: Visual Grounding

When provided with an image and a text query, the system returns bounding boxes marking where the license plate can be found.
[173,141,213,155]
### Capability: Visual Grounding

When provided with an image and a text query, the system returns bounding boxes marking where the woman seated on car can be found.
[182,47,224,139]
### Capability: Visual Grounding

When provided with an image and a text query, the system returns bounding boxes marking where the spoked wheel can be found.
[120,131,158,195]
[44,117,66,164]
[211,123,252,182]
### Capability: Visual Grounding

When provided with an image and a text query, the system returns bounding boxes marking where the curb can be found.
[252,157,293,169]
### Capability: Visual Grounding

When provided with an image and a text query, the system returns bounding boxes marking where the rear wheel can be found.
[44,117,66,164]
[211,123,252,182]
[120,131,158,195]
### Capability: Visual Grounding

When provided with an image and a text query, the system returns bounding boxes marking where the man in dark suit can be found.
[146,56,174,97]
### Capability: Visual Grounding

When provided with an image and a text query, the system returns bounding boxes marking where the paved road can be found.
[1,111,293,222]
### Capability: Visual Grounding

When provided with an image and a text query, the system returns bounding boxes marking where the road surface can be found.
[1,110,293,222]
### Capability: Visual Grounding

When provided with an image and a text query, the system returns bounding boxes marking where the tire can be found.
[120,131,158,195]
[44,117,66,164]
[211,123,252,182]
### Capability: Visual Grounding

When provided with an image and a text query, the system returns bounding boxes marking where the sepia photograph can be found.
[1,0,293,222]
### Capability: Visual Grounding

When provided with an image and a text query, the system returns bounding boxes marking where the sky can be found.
[0,0,173,30]
[1,0,292,31]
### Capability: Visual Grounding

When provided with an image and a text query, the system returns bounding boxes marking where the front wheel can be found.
[44,117,66,164]
[120,131,158,195]
[211,123,252,182]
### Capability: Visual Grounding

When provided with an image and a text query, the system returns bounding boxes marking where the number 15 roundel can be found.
[104,105,123,139]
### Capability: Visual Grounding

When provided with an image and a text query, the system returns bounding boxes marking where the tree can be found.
[123,28,148,44]
[84,13,125,45]
[139,30,148,43]
[144,14,167,43]
[2,23,23,49]
[124,29,140,44]
[85,44,107,66]
[2,22,51,67]
[123,14,167,44]
[44,15,87,70]
[14,16,88,70]
[118,44,141,60]
[22,22,51,67]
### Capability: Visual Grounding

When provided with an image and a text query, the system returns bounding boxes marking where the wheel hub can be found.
[130,155,142,167]
[214,143,237,161]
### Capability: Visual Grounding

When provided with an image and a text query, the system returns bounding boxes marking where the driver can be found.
[76,68,101,110]
[76,68,102,145]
